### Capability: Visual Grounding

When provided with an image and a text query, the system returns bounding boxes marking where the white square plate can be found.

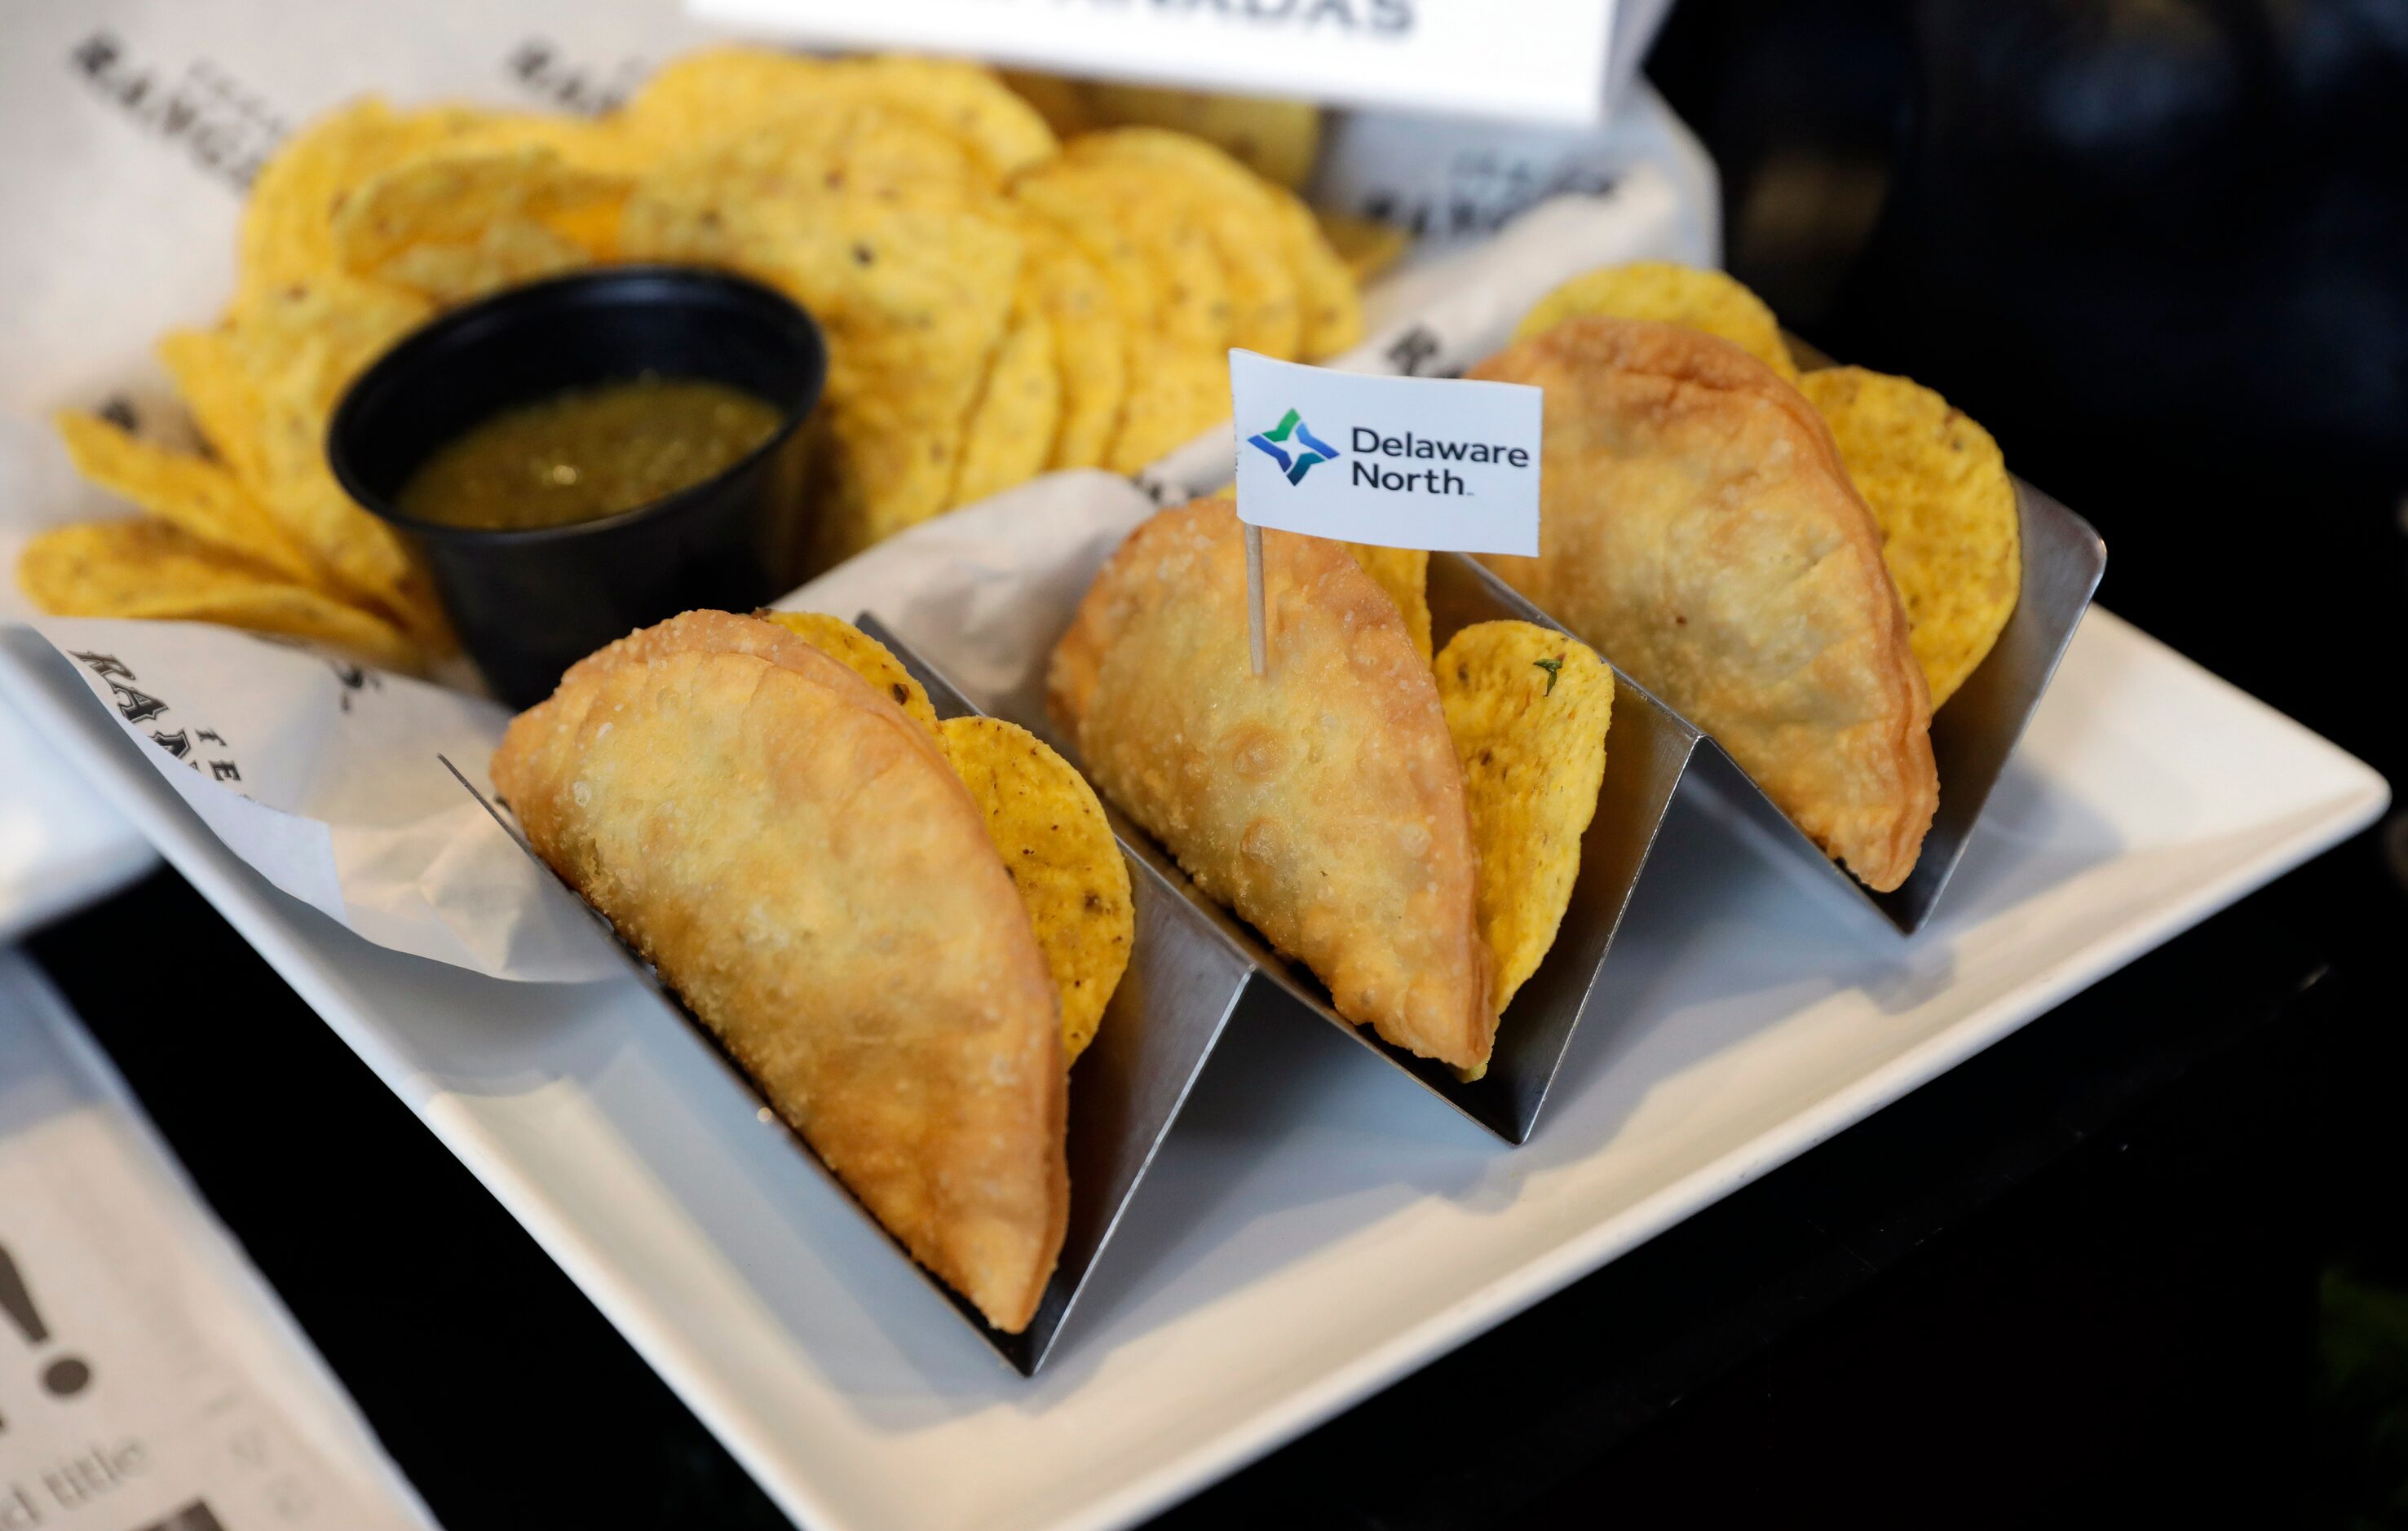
[0,609,2384,1531]
[0,688,152,943]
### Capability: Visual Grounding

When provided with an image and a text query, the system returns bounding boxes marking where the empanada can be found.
[1050,500,1494,1070]
[495,611,1067,1332]
[1473,317,1937,891]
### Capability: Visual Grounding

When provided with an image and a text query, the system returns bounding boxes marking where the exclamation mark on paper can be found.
[0,1240,93,1415]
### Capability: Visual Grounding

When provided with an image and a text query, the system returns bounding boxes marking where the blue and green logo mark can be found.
[1247,408,1340,485]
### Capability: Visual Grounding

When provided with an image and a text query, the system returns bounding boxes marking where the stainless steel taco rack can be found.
[984,486,2102,1157]
[449,467,2101,1373]
[989,560,1707,1148]
[449,620,1254,1378]
[1579,476,2107,935]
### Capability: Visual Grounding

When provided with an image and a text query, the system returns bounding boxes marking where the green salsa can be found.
[396,374,783,531]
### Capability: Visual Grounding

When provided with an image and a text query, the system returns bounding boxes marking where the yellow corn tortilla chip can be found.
[623,183,1027,563]
[937,715,1133,1064]
[218,276,452,647]
[1435,620,1613,1024]
[614,47,832,147]
[158,298,453,652]
[1063,127,1354,359]
[1008,167,1161,326]
[329,144,626,276]
[636,96,983,217]
[237,98,504,304]
[53,412,321,589]
[20,519,421,672]
[1342,541,1432,664]
[619,49,1057,181]
[1514,262,1799,382]
[1066,130,1300,359]
[1106,343,1228,474]
[1273,189,1360,360]
[950,289,1061,510]
[1038,158,1230,349]
[1800,366,2021,708]
[828,55,1059,179]
[999,71,1096,139]
[226,271,432,413]
[157,328,270,490]
[758,610,940,737]
[1080,84,1319,190]
[1019,219,1126,471]
[1315,210,1411,286]
[373,216,594,305]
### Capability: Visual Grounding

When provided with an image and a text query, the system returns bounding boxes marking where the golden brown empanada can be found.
[1050,499,1494,1070]
[494,610,1067,1332]
[1473,318,1937,892]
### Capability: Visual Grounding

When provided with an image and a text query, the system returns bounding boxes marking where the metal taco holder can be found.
[1513,474,2107,935]
[443,464,2105,1361]
[1761,339,2112,931]
[1138,370,2099,955]
[448,617,1255,1376]
[988,492,2098,1149]
[994,553,1707,1147]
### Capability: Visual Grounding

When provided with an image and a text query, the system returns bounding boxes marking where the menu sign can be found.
[687,0,1623,126]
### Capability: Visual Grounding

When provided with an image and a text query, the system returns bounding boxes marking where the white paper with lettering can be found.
[0,952,433,1531]
[691,0,1621,126]
[1230,351,1540,555]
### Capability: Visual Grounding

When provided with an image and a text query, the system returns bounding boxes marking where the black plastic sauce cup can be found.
[329,266,828,708]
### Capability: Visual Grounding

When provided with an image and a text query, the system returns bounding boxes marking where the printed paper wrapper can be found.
[0,952,434,1529]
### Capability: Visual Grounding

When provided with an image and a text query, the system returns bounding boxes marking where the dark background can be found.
[28,3,2408,1526]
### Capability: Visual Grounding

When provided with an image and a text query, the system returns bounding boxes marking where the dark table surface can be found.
[24,5,2408,1526]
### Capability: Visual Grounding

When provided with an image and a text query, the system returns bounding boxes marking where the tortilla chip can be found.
[157,328,270,489]
[1065,130,1300,359]
[1800,366,2021,708]
[1080,84,1319,189]
[828,55,1059,179]
[619,49,1057,180]
[1342,542,1432,664]
[950,289,1061,510]
[329,144,625,276]
[1514,262,1800,382]
[19,519,421,671]
[373,216,594,305]
[1062,128,1354,359]
[1315,210,1411,286]
[1106,345,1228,475]
[939,716,1133,1063]
[1435,621,1613,1021]
[53,412,321,588]
[758,609,940,738]
[1019,219,1127,471]
[237,98,502,304]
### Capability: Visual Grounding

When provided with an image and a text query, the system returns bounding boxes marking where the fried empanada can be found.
[1050,499,1495,1070]
[1472,318,1937,892]
[493,610,1067,1333]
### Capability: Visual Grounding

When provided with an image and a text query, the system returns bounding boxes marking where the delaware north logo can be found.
[1246,408,1341,485]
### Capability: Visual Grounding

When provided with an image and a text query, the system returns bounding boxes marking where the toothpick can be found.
[1244,523,1266,676]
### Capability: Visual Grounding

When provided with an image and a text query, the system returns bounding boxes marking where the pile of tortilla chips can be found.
[22,46,1368,669]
